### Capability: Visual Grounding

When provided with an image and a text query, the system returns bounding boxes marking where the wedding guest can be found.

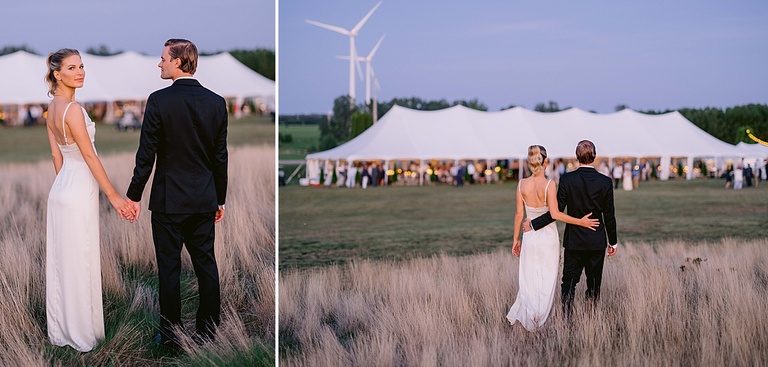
[744,164,753,187]
[336,161,346,187]
[612,161,623,188]
[361,162,370,189]
[598,161,611,177]
[733,165,744,190]
[622,162,633,191]
[632,163,640,189]
[723,165,733,189]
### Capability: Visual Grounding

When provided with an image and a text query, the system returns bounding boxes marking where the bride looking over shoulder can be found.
[44,48,135,352]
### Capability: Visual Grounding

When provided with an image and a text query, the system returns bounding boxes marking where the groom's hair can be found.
[165,38,198,75]
[576,140,596,164]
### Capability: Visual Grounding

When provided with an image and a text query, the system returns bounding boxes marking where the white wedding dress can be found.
[46,102,105,352]
[506,180,560,331]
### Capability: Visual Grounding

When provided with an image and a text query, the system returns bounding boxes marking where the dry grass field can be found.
[279,239,768,366]
[0,145,275,365]
[279,176,768,365]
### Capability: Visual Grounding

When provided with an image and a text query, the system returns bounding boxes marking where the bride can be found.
[44,48,135,352]
[506,145,598,331]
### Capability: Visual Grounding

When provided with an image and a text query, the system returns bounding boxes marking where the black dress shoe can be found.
[154,333,181,350]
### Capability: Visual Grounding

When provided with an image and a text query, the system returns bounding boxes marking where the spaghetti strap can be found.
[518,180,527,206]
[62,101,75,145]
[543,179,552,206]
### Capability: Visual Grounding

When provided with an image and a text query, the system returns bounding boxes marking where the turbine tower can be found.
[362,35,385,107]
[336,34,385,111]
[306,1,382,105]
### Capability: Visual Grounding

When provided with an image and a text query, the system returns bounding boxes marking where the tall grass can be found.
[0,145,274,365]
[279,239,768,366]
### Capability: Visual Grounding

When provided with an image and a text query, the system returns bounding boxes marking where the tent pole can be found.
[686,156,694,180]
[660,156,671,180]
[419,160,424,186]
[488,159,493,184]
[384,161,390,186]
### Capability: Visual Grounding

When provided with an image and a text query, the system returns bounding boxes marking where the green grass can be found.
[278,179,768,270]
[0,115,274,164]
[278,124,319,160]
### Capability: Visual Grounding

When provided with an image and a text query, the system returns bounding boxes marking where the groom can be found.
[126,39,228,347]
[524,140,617,321]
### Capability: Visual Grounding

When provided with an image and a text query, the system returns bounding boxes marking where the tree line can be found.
[1,44,274,81]
[279,96,768,151]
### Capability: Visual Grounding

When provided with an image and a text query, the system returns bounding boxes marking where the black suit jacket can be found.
[127,78,228,214]
[531,166,617,250]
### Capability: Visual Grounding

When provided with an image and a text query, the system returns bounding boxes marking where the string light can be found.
[746,129,768,146]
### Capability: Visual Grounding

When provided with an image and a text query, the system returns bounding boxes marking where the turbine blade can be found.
[351,1,382,34]
[336,55,366,61]
[355,58,364,81]
[305,19,351,35]
[370,67,381,89]
[368,34,386,58]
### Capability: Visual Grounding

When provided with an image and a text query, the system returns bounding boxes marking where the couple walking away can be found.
[507,140,618,331]
[45,39,228,352]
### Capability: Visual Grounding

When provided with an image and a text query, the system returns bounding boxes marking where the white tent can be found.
[306,105,745,182]
[735,142,768,159]
[0,50,274,107]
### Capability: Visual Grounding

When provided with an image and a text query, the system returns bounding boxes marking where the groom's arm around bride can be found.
[523,140,617,319]
[524,141,617,256]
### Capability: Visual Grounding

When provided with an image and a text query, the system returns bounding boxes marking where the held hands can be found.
[124,198,142,223]
[110,196,136,222]
[512,240,521,257]
[580,212,600,231]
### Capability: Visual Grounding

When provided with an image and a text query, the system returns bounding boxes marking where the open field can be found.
[0,144,275,365]
[279,239,768,366]
[279,176,768,365]
[279,179,768,270]
[0,115,275,164]
[278,124,319,161]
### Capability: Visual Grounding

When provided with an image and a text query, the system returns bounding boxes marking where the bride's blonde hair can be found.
[528,145,548,175]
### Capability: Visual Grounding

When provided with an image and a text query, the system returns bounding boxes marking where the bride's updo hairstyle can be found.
[45,48,80,97]
[528,145,548,175]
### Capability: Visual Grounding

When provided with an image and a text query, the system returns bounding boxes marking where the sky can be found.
[0,0,274,56]
[279,0,768,115]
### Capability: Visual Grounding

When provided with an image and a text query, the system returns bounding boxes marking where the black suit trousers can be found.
[152,212,220,338]
[561,248,606,318]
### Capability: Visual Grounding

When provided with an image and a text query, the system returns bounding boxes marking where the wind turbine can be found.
[371,67,381,123]
[362,35,385,108]
[337,34,385,111]
[305,1,382,105]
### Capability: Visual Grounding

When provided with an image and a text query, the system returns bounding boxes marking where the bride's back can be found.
[519,176,551,208]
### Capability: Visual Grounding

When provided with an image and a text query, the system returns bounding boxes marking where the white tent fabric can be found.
[307,105,743,162]
[0,50,274,105]
[735,142,768,159]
